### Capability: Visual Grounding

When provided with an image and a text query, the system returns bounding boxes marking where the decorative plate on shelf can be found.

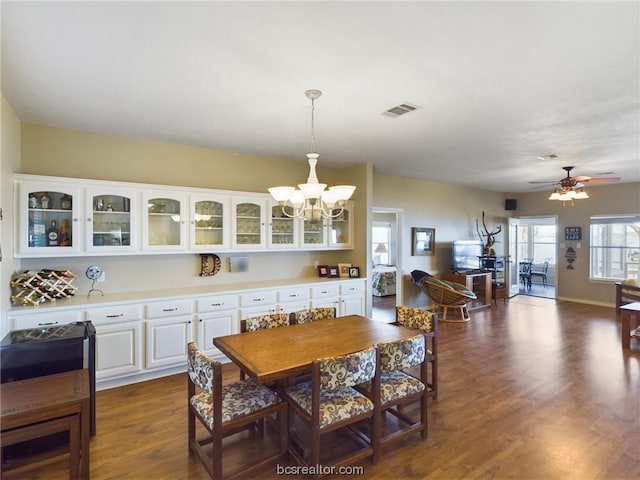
[199,254,221,277]
[86,265,104,280]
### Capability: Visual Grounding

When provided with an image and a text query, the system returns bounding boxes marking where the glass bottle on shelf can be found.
[47,220,59,246]
[59,219,70,246]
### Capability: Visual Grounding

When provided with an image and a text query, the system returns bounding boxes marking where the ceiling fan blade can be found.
[529,183,556,190]
[527,180,557,184]
[573,176,592,182]
[581,177,621,184]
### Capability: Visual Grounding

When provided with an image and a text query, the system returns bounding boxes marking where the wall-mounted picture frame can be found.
[565,226,582,241]
[317,265,328,277]
[348,266,360,278]
[412,227,435,256]
[327,266,340,278]
[338,263,352,277]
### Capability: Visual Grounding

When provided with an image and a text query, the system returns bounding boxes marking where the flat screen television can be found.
[452,240,484,273]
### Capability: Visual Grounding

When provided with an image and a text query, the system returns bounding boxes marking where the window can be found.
[590,215,640,281]
[372,223,391,265]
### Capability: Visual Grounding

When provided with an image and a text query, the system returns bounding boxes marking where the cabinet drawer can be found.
[9,310,83,330]
[239,290,276,307]
[311,284,339,299]
[340,281,366,296]
[277,286,310,303]
[146,299,193,319]
[86,305,142,325]
[195,294,238,313]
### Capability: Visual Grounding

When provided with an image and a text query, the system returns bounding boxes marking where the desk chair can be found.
[187,342,287,480]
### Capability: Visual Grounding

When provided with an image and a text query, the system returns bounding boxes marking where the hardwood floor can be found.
[5,297,639,479]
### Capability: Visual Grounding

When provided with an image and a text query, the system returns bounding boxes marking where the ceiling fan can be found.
[529,166,621,190]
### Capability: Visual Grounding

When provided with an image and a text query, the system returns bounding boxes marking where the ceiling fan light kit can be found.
[268,89,355,223]
[530,165,620,206]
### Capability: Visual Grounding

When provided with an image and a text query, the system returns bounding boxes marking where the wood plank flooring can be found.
[5,296,639,479]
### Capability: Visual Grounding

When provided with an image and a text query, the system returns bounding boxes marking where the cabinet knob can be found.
[211,302,223,307]
[38,321,59,326]
[163,307,178,312]
[106,313,124,318]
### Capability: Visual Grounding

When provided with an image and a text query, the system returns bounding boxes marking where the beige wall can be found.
[373,174,507,308]
[512,182,640,306]
[1,96,22,319]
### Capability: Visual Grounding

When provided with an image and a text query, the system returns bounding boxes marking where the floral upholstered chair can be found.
[281,346,381,476]
[359,334,428,448]
[290,307,336,324]
[186,342,287,480]
[395,306,438,398]
[241,313,290,332]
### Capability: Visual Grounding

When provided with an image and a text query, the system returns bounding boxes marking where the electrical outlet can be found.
[97,271,106,282]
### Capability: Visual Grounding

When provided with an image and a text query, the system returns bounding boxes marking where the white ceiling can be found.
[2,1,639,193]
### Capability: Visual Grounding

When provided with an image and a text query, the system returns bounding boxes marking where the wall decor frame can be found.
[348,266,360,278]
[338,263,352,277]
[412,227,435,256]
[317,265,328,277]
[565,226,582,241]
[327,266,340,278]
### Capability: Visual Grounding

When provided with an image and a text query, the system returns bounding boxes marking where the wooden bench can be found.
[616,282,640,315]
[1,369,90,479]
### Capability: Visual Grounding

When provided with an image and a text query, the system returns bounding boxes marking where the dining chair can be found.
[519,260,533,289]
[186,342,287,480]
[281,346,381,477]
[530,258,551,287]
[241,313,291,332]
[290,307,336,324]
[394,306,438,398]
[358,334,428,448]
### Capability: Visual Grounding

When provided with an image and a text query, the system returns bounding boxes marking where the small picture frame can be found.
[317,265,328,277]
[412,227,435,256]
[565,226,582,241]
[338,263,352,277]
[327,266,340,278]
[348,266,360,278]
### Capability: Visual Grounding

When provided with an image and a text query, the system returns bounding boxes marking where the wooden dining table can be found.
[213,315,418,384]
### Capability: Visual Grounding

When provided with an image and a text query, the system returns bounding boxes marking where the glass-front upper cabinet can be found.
[189,194,229,251]
[328,202,354,249]
[301,216,327,248]
[268,202,297,249]
[86,188,138,253]
[232,197,266,249]
[17,181,82,256]
[142,192,188,251]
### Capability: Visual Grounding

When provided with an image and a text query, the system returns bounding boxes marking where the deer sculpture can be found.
[476,211,502,256]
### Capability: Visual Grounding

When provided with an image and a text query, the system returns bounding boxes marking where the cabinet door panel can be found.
[95,322,143,380]
[190,194,230,251]
[145,316,194,369]
[196,311,237,361]
[142,192,188,251]
[86,187,138,252]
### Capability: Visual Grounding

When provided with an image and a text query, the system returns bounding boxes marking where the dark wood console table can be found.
[443,272,492,311]
[1,369,90,479]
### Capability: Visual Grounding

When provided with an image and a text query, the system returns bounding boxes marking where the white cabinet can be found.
[239,290,277,319]
[195,294,238,361]
[86,304,144,381]
[17,180,83,256]
[144,299,194,369]
[85,187,138,253]
[277,286,310,314]
[7,309,83,331]
[301,202,354,250]
[142,191,188,252]
[310,283,340,310]
[189,194,230,251]
[232,197,267,249]
[268,202,298,249]
[338,280,366,316]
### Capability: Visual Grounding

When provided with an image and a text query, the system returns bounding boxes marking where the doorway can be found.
[371,208,402,322]
[508,216,557,299]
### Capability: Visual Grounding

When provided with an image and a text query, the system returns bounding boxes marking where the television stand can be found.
[443,271,492,311]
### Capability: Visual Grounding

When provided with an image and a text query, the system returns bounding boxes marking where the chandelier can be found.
[268,89,355,223]
[548,186,589,205]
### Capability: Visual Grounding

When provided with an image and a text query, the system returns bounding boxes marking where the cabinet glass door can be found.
[234,201,264,247]
[302,217,326,247]
[329,203,353,248]
[88,191,135,251]
[145,195,185,249]
[269,204,296,248]
[192,196,228,249]
[23,184,80,255]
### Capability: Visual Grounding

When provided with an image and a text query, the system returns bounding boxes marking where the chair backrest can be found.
[242,313,290,332]
[187,342,216,394]
[315,346,377,391]
[519,261,533,274]
[290,307,336,325]
[378,334,425,373]
[542,258,550,273]
[395,306,435,333]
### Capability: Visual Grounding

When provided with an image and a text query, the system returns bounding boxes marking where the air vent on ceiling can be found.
[382,102,420,118]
